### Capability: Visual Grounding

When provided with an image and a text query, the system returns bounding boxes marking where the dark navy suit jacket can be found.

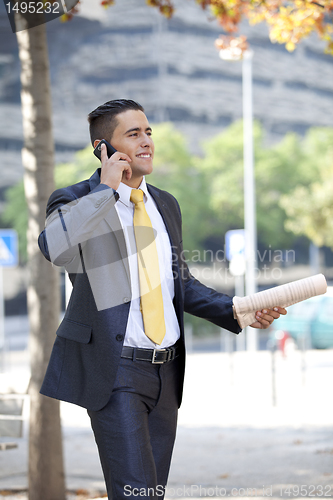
[38,169,241,411]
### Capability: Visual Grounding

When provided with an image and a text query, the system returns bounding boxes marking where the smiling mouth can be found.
[136,154,151,158]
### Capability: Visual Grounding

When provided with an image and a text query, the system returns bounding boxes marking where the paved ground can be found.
[1,346,333,499]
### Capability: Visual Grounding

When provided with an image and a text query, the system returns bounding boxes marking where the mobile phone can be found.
[93,139,117,161]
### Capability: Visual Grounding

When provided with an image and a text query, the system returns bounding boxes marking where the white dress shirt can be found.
[114,178,180,349]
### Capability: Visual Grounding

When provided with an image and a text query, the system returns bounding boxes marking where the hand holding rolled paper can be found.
[233,274,327,330]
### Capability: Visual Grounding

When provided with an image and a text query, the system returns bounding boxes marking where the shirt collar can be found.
[117,177,149,208]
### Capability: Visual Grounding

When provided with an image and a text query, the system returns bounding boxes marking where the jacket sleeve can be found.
[38,183,118,268]
[183,268,241,334]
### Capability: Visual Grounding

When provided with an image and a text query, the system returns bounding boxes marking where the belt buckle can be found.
[152,348,166,364]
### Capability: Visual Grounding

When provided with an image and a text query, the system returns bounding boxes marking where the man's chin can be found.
[145,166,153,176]
[135,165,153,177]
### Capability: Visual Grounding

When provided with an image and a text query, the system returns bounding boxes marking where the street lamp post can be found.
[218,39,258,351]
[242,49,258,351]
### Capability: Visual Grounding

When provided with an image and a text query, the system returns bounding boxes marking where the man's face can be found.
[110,109,154,184]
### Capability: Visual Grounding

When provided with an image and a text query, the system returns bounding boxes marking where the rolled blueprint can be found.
[233,273,327,329]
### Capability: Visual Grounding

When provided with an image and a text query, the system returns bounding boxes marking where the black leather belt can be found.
[121,344,179,364]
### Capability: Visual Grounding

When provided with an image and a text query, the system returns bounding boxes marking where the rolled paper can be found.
[233,274,327,329]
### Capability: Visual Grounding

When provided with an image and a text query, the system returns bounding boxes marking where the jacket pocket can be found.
[56,318,92,344]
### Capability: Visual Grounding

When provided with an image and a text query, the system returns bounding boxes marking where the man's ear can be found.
[93,139,101,148]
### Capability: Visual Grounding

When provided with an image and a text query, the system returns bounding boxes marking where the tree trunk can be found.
[16,18,66,500]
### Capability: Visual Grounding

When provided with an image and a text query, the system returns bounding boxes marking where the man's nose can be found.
[141,138,152,148]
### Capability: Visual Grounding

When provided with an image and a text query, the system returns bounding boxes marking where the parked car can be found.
[269,286,333,349]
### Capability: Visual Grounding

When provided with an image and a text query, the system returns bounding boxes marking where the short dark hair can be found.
[88,99,144,145]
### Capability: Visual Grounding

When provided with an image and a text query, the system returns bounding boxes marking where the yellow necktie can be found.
[130,189,166,345]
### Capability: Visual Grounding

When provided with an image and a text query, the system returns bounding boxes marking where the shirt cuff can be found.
[232,302,242,328]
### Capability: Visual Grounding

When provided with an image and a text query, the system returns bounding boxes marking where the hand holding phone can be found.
[93,139,117,161]
[94,139,132,190]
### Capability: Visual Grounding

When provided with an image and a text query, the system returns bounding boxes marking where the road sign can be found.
[225,229,245,261]
[225,229,246,278]
[0,229,18,267]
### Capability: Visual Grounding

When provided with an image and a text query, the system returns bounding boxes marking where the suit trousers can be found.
[87,352,180,499]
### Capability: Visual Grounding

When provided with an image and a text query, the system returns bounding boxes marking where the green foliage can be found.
[147,122,214,252]
[198,120,256,229]
[197,120,322,249]
[280,127,333,248]
[3,122,333,263]
[2,145,100,262]
[254,131,312,248]
[55,145,100,188]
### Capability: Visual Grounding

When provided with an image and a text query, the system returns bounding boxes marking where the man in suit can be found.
[38,99,286,499]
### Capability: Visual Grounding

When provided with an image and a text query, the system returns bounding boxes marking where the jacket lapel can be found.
[147,184,185,334]
[147,185,177,247]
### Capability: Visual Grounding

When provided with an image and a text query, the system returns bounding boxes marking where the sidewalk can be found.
[1,348,333,498]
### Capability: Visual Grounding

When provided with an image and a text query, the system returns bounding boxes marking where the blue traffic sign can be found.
[0,229,18,267]
[225,229,245,261]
